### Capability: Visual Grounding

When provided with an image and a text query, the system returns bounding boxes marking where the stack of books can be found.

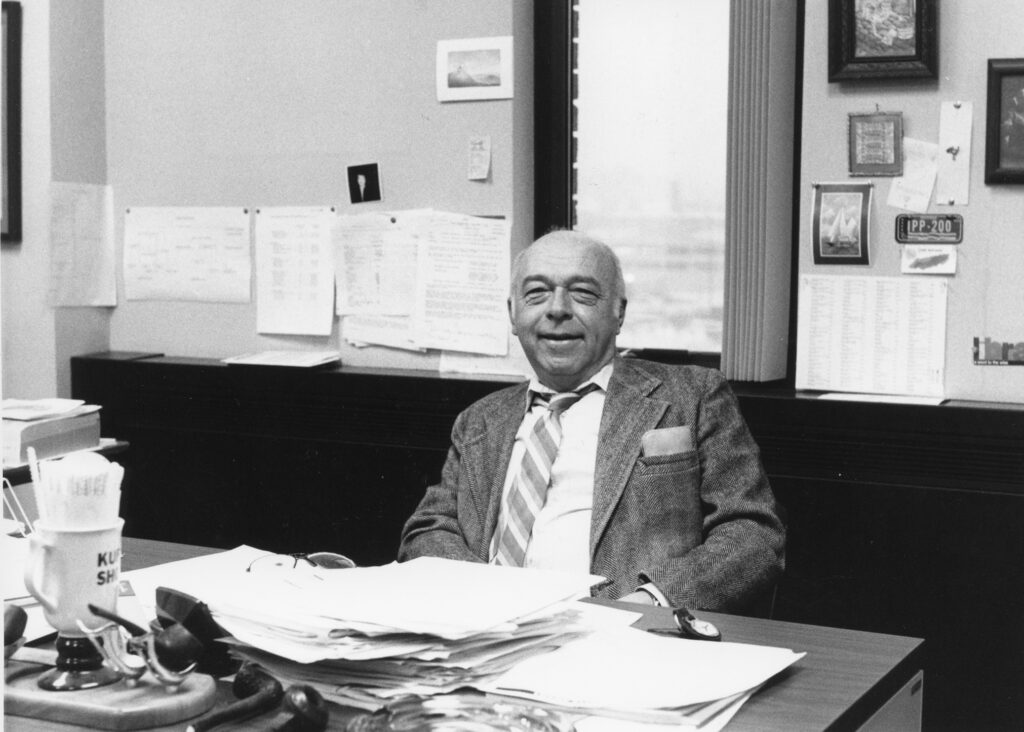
[2,399,102,468]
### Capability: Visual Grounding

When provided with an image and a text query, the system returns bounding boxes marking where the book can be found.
[2,410,102,467]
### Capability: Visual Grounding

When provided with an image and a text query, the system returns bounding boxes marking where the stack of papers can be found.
[124,547,804,728]
[125,547,613,709]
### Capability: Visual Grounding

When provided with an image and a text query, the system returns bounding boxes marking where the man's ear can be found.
[507,297,518,335]
[616,298,628,333]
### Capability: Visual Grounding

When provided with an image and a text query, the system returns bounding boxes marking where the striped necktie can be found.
[493,384,599,567]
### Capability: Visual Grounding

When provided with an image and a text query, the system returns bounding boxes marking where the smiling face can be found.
[509,232,626,391]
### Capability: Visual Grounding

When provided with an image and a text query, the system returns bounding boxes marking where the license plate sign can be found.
[895,214,963,243]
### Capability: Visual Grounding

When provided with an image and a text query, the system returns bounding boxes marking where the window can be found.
[574,0,728,354]
[536,0,801,380]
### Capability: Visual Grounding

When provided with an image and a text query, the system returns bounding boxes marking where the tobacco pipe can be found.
[270,685,330,732]
[186,662,284,732]
[87,603,204,672]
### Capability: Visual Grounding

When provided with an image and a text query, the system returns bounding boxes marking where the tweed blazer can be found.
[399,357,785,612]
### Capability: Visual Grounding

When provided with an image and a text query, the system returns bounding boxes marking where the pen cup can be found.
[23,518,124,690]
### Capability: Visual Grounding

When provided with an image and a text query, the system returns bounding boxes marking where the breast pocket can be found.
[626,451,703,553]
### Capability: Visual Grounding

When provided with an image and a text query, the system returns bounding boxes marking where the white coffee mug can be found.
[23,518,124,637]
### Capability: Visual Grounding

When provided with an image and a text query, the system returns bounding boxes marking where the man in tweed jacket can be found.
[399,231,784,612]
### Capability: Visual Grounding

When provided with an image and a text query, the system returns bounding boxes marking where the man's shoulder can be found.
[615,357,725,390]
[459,381,529,419]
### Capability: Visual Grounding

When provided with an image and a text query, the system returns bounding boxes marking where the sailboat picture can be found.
[811,182,872,265]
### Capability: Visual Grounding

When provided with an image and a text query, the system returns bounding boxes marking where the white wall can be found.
[799,1,1024,402]
[1,0,58,399]
[1,0,111,400]
[103,0,534,370]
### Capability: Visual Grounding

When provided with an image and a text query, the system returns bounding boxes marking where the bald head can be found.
[511,231,626,311]
[508,230,628,390]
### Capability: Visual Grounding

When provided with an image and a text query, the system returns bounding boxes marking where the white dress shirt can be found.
[489,363,612,573]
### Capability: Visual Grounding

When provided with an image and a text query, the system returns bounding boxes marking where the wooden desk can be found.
[6,539,924,731]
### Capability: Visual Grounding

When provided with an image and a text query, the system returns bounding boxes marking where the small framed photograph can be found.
[436,36,513,102]
[346,163,382,204]
[984,58,1024,185]
[849,112,903,176]
[2,1,23,243]
[811,182,873,265]
[828,0,938,82]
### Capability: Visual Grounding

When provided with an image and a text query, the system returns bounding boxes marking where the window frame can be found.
[534,0,805,378]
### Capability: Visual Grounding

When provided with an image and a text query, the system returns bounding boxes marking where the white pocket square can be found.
[641,425,694,456]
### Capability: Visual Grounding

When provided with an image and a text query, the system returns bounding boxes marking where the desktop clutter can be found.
[4,448,804,731]
[3,447,333,731]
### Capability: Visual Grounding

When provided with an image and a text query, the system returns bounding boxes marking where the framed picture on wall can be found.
[811,182,873,265]
[849,112,903,176]
[984,58,1024,185]
[2,1,22,243]
[828,0,938,82]
[436,36,513,102]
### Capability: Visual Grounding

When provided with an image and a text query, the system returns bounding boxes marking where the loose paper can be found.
[887,138,938,212]
[254,206,336,335]
[123,207,252,302]
[48,183,117,307]
[468,135,492,180]
[936,101,973,206]
[796,275,947,398]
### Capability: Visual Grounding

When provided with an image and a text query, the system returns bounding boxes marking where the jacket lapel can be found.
[469,383,529,558]
[590,358,668,558]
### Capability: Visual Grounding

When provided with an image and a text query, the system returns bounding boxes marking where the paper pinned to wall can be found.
[334,211,421,316]
[336,210,511,357]
[412,211,511,356]
[935,101,973,206]
[254,206,335,336]
[796,275,947,398]
[123,207,252,302]
[342,314,424,352]
[48,183,117,307]
[887,138,938,212]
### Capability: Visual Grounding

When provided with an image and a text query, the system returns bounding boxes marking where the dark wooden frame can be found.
[828,0,938,82]
[848,112,904,176]
[984,58,1024,185]
[2,1,22,242]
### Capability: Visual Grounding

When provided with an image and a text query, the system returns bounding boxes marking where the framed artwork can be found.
[2,1,22,243]
[848,112,903,176]
[346,163,382,204]
[984,58,1024,185]
[436,36,513,102]
[828,0,938,82]
[811,182,873,265]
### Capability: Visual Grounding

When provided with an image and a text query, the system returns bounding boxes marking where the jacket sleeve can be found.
[641,370,786,612]
[398,410,486,564]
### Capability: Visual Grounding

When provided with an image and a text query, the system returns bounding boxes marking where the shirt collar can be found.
[527,361,614,400]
